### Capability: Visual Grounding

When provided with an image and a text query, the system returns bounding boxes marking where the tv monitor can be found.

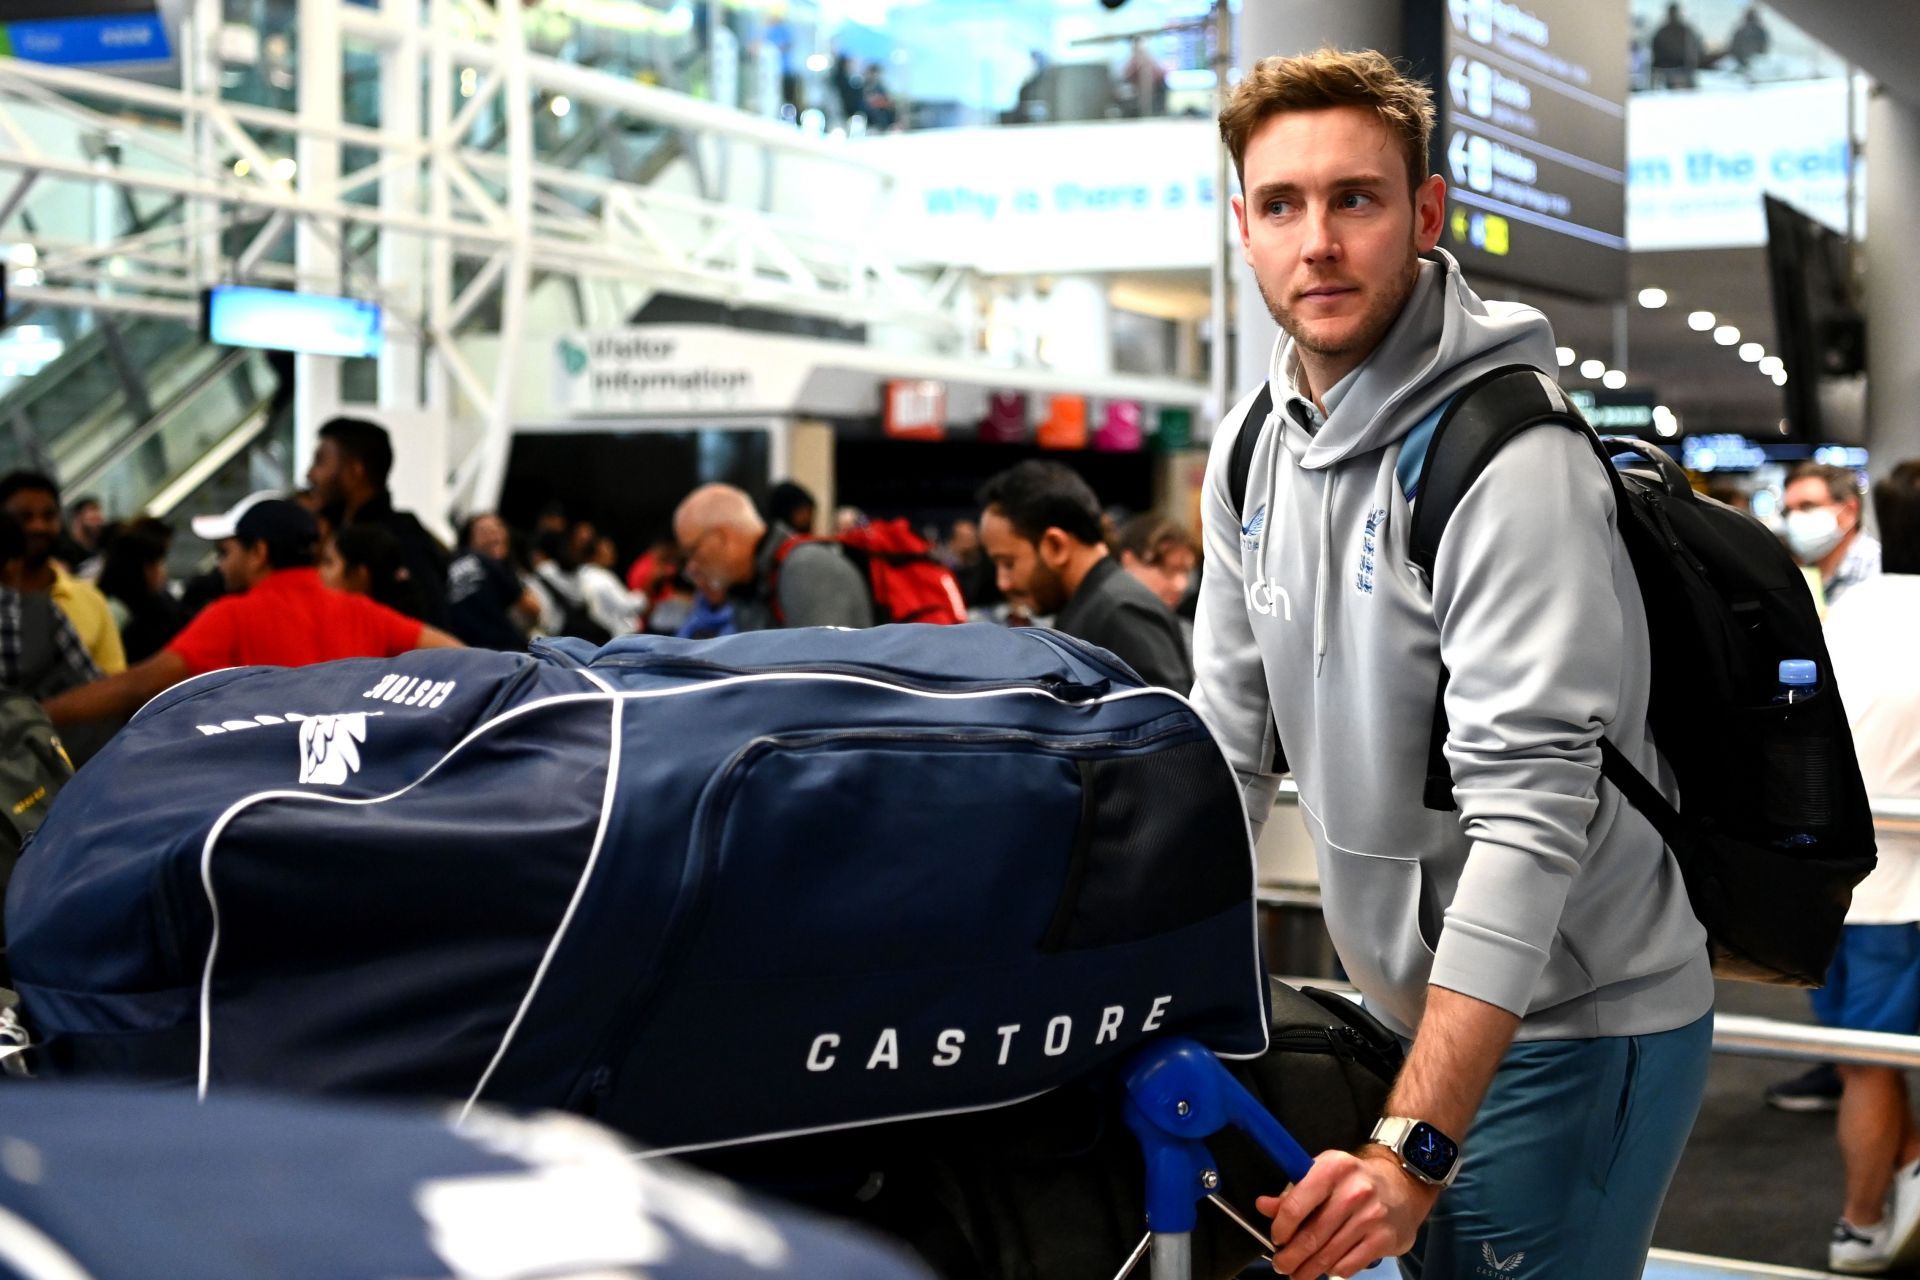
[1762,194,1865,444]
[202,285,382,359]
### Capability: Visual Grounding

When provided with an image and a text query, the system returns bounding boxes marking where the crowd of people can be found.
[0,414,1210,767]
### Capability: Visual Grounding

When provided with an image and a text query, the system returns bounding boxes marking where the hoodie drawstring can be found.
[1314,470,1334,676]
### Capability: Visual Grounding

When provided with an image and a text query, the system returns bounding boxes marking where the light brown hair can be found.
[1114,513,1198,565]
[1218,47,1435,198]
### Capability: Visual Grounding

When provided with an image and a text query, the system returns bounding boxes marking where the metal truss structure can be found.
[0,0,970,511]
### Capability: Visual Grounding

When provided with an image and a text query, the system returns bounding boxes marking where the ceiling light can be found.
[1652,405,1679,438]
[1713,325,1740,346]
[232,159,251,177]
[1758,355,1783,376]
[1773,369,1789,385]
[1602,369,1627,390]
[806,52,831,73]
[1637,288,1668,309]
[1738,342,1764,362]
[1687,310,1715,331]
[1555,346,1575,367]
[1579,358,1604,379]
[268,157,297,182]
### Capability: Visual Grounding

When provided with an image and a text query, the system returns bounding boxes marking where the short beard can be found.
[1027,558,1070,616]
[1259,249,1422,365]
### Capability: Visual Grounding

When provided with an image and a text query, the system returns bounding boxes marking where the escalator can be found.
[0,312,286,520]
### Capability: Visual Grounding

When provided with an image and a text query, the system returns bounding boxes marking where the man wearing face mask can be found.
[671,483,873,631]
[1783,462,1880,607]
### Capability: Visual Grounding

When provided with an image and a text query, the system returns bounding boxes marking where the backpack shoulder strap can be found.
[1409,364,1606,580]
[1227,384,1274,524]
[1407,364,1607,811]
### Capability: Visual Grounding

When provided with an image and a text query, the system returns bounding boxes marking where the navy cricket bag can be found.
[0,1084,931,1280]
[5,625,1268,1152]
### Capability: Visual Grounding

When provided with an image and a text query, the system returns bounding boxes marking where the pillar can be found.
[1865,88,1920,480]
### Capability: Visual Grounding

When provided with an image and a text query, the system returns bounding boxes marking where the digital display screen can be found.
[203,285,382,359]
[1407,0,1629,300]
[1405,1121,1458,1180]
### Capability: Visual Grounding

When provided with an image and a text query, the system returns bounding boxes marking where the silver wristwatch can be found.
[1368,1115,1462,1188]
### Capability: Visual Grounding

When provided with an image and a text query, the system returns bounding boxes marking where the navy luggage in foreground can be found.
[5,625,1269,1152]
[0,1084,930,1280]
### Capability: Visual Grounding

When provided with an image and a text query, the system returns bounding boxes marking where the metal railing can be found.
[1271,975,1920,1071]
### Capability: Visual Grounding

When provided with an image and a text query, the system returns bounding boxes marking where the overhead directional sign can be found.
[1408,0,1628,301]
[0,0,170,66]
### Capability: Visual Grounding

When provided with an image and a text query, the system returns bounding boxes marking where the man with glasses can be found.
[671,483,873,632]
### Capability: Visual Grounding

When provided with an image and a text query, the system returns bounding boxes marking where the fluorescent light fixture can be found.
[1738,342,1764,362]
[1637,288,1668,309]
[1687,310,1715,331]
[1758,355,1784,376]
[1555,346,1575,367]
[1602,369,1627,390]
[1579,358,1605,379]
[203,285,382,359]
[1713,325,1740,346]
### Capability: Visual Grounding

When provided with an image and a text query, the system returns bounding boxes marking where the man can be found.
[306,416,451,626]
[0,512,100,698]
[58,496,106,574]
[44,492,460,729]
[446,513,540,651]
[672,483,872,630]
[1650,3,1705,88]
[978,461,1191,691]
[0,472,126,676]
[1196,50,1712,1279]
[1818,459,1920,1273]
[766,481,818,536]
[1784,461,1880,609]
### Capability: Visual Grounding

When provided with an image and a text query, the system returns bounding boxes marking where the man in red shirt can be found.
[44,492,460,729]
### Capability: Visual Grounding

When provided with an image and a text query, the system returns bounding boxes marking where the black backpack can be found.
[1228,364,1875,987]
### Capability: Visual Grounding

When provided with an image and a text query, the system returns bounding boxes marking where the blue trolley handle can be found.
[1122,1036,1315,1236]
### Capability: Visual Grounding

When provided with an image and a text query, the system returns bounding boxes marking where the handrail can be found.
[1270,777,1920,824]
[1269,976,1920,1070]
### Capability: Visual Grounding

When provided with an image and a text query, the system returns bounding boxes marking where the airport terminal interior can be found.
[3,0,1920,1277]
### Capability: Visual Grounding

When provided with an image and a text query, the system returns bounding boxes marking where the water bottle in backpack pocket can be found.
[1761,659,1830,849]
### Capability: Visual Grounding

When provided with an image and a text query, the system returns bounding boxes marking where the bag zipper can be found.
[575,652,1111,702]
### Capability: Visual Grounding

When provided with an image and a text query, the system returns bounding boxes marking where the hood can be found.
[1269,248,1559,471]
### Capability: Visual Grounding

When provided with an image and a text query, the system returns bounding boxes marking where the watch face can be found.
[1403,1122,1458,1180]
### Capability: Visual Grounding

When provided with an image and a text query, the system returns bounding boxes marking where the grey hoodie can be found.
[1193,251,1713,1041]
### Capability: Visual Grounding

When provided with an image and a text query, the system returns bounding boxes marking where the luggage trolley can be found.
[1118,1036,1315,1280]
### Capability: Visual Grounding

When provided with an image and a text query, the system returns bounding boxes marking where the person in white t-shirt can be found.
[1819,459,1920,1274]
[576,534,645,639]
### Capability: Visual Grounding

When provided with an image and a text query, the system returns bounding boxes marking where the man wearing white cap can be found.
[43,492,461,729]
